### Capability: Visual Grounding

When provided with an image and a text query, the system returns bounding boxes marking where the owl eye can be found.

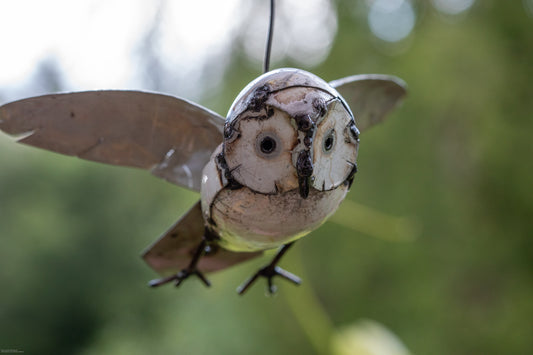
[323,129,335,153]
[260,136,276,153]
[255,132,281,158]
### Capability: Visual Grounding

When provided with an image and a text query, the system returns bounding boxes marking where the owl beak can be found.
[296,150,313,199]
[298,176,310,199]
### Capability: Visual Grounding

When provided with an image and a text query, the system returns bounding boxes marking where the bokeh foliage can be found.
[1,1,532,354]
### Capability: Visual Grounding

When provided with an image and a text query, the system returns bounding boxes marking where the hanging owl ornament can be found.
[0,4,406,295]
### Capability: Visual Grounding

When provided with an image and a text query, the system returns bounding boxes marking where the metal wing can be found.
[0,90,225,191]
[329,74,407,132]
[142,201,262,276]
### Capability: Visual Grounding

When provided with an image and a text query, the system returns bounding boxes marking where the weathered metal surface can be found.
[208,185,349,252]
[0,90,224,192]
[226,68,344,124]
[199,69,362,254]
[223,108,299,194]
[312,99,359,191]
[329,74,407,132]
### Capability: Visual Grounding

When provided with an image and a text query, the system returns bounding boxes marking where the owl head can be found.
[221,68,359,198]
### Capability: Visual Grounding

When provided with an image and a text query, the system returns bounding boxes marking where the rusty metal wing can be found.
[329,75,407,132]
[142,201,262,276]
[0,90,225,191]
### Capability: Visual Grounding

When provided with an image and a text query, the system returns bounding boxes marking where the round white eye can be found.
[312,99,358,191]
[255,132,281,158]
[322,129,336,153]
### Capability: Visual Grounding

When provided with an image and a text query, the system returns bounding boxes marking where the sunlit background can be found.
[1,0,532,354]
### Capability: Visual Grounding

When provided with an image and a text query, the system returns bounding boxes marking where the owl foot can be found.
[148,268,211,288]
[237,265,301,295]
[237,242,301,295]
[148,239,211,288]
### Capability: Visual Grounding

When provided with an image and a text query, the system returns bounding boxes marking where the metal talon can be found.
[267,278,276,294]
[148,274,178,288]
[236,273,261,295]
[237,242,300,295]
[273,266,301,285]
[149,239,211,289]
[195,270,212,287]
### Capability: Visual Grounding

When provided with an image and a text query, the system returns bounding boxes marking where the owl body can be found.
[200,69,359,252]
[201,145,350,252]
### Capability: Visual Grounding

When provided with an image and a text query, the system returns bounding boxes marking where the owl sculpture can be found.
[0,68,406,294]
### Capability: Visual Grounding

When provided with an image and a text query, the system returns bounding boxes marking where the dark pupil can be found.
[260,136,276,154]
[324,135,334,151]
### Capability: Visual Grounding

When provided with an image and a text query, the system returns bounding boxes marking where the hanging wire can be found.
[263,0,275,73]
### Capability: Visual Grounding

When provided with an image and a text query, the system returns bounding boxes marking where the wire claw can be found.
[148,239,211,289]
[237,242,300,295]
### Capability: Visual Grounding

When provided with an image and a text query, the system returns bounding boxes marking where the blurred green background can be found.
[1,1,532,354]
